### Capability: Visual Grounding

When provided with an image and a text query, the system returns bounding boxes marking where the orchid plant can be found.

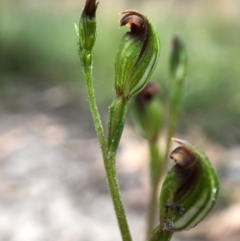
[75,1,219,241]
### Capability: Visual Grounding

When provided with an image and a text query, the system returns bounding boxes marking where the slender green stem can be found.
[146,181,159,238]
[82,53,131,241]
[105,97,132,241]
[146,142,163,238]
[83,58,107,155]
[104,152,132,241]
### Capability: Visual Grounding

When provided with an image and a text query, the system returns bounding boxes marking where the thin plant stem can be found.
[105,97,132,241]
[146,181,159,238]
[83,62,107,155]
[84,64,132,241]
[104,151,132,241]
[146,142,163,238]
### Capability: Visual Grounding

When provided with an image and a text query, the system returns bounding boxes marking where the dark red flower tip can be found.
[171,35,181,50]
[120,11,147,34]
[82,0,99,19]
[136,82,160,107]
[170,146,200,202]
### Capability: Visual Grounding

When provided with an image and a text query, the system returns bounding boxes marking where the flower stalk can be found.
[76,3,160,241]
[76,0,106,155]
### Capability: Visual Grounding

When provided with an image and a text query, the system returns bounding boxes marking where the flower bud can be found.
[131,82,164,142]
[159,138,219,232]
[167,36,187,141]
[76,0,99,54]
[170,36,187,81]
[115,11,160,99]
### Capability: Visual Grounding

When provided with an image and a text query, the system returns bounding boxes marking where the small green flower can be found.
[168,36,187,134]
[115,10,160,99]
[76,0,99,67]
[170,36,187,81]
[159,138,219,232]
[132,82,164,142]
[78,0,99,52]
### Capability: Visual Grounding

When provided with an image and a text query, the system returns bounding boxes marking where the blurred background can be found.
[0,0,240,240]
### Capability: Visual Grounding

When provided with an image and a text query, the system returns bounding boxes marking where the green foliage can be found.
[0,10,80,85]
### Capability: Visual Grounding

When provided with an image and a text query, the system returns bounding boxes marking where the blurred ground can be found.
[0,84,240,241]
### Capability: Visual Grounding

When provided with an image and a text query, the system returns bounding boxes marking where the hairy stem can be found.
[83,57,107,155]
[104,151,132,241]
[105,97,132,241]
[84,63,132,241]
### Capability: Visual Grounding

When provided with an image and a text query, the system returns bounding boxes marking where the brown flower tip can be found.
[119,10,147,35]
[136,82,160,107]
[170,146,200,202]
[82,0,99,19]
[171,35,180,51]
[170,146,195,168]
